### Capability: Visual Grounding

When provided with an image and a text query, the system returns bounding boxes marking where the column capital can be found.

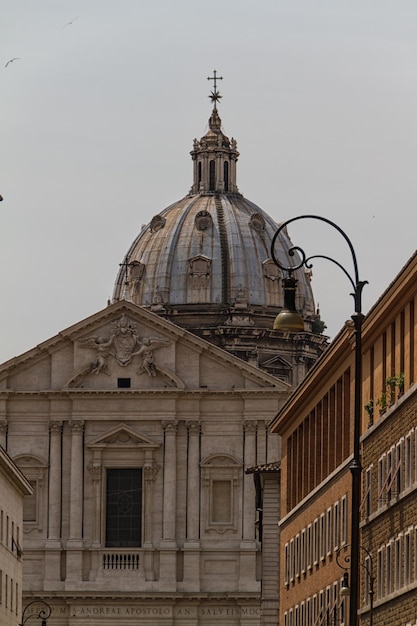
[49,421,63,434]
[244,420,257,434]
[163,421,177,434]
[69,419,85,434]
[186,420,200,435]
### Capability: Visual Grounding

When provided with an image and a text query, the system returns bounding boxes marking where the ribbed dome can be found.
[113,103,317,331]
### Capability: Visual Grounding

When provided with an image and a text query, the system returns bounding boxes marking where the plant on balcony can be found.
[376,392,387,415]
[364,399,374,425]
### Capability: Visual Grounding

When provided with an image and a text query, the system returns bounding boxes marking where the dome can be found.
[113,76,327,384]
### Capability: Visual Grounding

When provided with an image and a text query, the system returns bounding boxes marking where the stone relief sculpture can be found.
[134,337,170,377]
[78,335,114,374]
[79,314,170,377]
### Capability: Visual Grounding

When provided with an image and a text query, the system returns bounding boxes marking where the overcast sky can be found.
[1,0,417,363]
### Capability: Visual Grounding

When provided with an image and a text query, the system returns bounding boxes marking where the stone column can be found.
[44,421,63,588]
[186,421,200,542]
[48,421,62,541]
[162,421,177,543]
[69,420,84,542]
[182,421,201,592]
[240,420,257,591]
[160,421,177,591]
[87,456,102,582]
[243,421,257,541]
[143,463,159,581]
[66,420,84,587]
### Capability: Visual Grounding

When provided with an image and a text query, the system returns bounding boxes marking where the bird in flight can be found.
[5,58,20,68]
[63,16,78,27]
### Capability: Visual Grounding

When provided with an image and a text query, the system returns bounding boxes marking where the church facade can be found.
[0,77,328,625]
[1,301,287,625]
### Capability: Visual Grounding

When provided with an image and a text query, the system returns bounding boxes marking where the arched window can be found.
[224,161,229,192]
[198,161,202,187]
[209,160,215,191]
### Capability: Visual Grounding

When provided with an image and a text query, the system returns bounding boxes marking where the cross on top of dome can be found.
[207,69,223,107]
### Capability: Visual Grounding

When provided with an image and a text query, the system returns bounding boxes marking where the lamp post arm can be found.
[270,215,368,313]
[20,600,51,625]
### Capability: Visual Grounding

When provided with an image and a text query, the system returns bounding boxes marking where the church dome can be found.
[114,101,316,323]
[113,75,326,384]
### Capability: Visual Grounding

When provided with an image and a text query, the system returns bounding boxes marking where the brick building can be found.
[270,250,417,626]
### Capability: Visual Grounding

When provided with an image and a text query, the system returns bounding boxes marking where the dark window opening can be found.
[118,378,131,388]
[224,161,229,191]
[106,468,142,547]
[198,161,202,186]
[209,160,215,191]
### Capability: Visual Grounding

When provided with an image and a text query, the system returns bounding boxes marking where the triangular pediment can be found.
[0,300,289,393]
[87,424,159,450]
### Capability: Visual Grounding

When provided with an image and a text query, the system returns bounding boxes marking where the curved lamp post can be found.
[271,215,367,626]
[337,544,375,626]
[20,600,52,626]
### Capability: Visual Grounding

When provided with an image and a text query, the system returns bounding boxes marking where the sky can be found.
[1,0,417,363]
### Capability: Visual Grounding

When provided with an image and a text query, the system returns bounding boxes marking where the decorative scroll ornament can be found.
[249,212,265,232]
[149,214,166,233]
[195,210,212,231]
[79,314,170,376]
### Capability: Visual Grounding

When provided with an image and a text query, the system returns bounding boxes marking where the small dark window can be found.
[106,468,142,547]
[224,161,229,191]
[117,378,131,388]
[209,160,215,191]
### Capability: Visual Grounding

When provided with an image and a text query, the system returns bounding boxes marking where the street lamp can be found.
[20,600,52,626]
[271,215,367,626]
[337,544,375,626]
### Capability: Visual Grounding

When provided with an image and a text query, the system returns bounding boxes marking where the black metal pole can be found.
[271,215,367,626]
[349,311,364,626]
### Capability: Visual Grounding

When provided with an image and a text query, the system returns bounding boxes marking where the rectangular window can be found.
[307,523,312,570]
[395,534,402,590]
[377,546,385,599]
[105,468,142,547]
[404,528,412,585]
[320,513,326,560]
[295,533,300,578]
[334,501,340,550]
[313,518,319,565]
[341,496,348,545]
[301,528,306,574]
[364,555,372,604]
[117,378,131,388]
[212,480,231,523]
[326,507,333,555]
[306,597,311,626]
[386,541,393,594]
[284,542,290,586]
[405,430,413,489]
[364,465,372,517]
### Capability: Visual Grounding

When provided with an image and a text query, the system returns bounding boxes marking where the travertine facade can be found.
[0,446,32,626]
[0,301,289,625]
